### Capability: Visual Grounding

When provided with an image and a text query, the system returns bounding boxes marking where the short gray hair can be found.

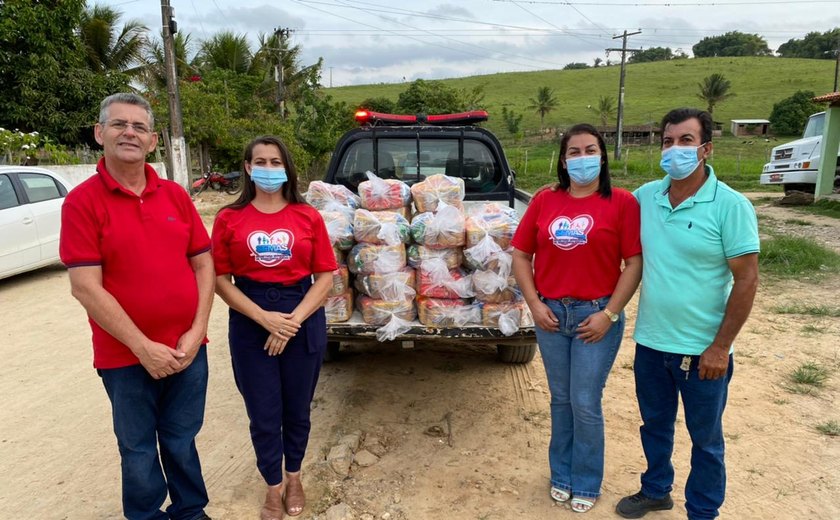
[99,93,155,128]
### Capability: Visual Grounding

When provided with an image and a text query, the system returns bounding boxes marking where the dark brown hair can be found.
[222,135,306,211]
[660,108,713,145]
[557,123,611,198]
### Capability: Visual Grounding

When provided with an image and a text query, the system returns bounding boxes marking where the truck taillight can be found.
[355,110,417,125]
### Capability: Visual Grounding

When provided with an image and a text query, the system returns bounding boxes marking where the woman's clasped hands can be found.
[260,310,301,355]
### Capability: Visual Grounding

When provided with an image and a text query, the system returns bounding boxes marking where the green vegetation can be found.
[693,31,772,57]
[778,29,840,60]
[772,304,840,317]
[789,361,830,387]
[769,90,824,136]
[815,420,840,436]
[793,199,840,220]
[758,236,840,277]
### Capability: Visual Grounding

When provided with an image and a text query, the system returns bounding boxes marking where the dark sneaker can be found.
[616,491,674,518]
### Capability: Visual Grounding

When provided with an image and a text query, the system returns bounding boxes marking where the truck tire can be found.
[496,343,536,364]
[323,341,341,362]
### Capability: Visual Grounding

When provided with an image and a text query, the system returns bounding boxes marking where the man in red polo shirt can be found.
[60,93,214,520]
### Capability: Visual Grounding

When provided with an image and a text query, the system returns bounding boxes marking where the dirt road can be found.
[1,198,838,519]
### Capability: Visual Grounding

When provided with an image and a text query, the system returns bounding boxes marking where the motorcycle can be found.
[191,170,241,195]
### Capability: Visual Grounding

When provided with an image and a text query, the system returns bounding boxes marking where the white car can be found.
[0,166,73,280]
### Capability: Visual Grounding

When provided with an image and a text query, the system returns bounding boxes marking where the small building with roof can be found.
[730,119,770,137]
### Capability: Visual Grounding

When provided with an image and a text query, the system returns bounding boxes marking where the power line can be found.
[493,0,839,5]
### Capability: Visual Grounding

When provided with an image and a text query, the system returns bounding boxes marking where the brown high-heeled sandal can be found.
[284,472,305,517]
[261,483,285,520]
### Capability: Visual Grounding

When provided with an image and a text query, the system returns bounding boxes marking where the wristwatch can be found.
[602,308,619,322]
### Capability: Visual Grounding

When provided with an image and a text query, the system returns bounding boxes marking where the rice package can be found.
[472,270,520,303]
[306,181,360,212]
[410,174,465,213]
[481,301,534,336]
[325,290,353,323]
[416,297,481,328]
[407,245,464,271]
[329,265,351,296]
[356,296,416,326]
[358,171,411,211]
[353,209,410,245]
[410,204,465,249]
[321,210,354,251]
[347,243,406,274]
[465,203,519,249]
[355,268,416,299]
[463,240,513,274]
[417,258,474,299]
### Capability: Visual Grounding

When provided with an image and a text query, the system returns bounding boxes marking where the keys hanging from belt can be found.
[680,356,692,380]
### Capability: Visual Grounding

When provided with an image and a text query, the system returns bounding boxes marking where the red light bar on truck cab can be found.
[354,110,489,126]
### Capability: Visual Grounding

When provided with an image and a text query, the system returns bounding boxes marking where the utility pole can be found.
[160,0,188,188]
[606,30,642,160]
[834,48,839,92]
[329,66,333,88]
[273,27,292,119]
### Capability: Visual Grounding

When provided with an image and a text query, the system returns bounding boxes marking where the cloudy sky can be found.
[106,0,840,86]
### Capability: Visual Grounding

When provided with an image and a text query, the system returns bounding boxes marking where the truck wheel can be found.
[783,183,814,194]
[323,341,341,362]
[496,343,536,364]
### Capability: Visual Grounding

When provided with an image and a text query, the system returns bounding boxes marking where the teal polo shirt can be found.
[633,166,759,355]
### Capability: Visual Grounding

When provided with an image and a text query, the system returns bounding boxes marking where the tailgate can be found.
[327,311,535,340]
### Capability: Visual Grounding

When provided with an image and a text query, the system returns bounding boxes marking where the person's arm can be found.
[262,271,333,355]
[576,254,642,343]
[175,251,215,370]
[699,253,759,380]
[512,249,559,332]
[68,266,185,378]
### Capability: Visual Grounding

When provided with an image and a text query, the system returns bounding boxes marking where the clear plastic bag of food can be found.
[465,203,519,249]
[410,204,465,249]
[353,209,410,245]
[407,245,463,270]
[347,243,407,274]
[355,268,416,299]
[321,210,355,251]
[463,235,515,274]
[325,290,353,323]
[410,174,465,213]
[416,297,481,328]
[481,302,526,336]
[358,171,411,211]
[472,270,520,303]
[329,265,351,296]
[417,258,474,298]
[356,295,416,325]
[306,181,361,212]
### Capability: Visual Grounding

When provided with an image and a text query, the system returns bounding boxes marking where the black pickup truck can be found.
[321,110,536,363]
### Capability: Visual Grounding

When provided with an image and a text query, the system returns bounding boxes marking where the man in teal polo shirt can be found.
[616,108,759,520]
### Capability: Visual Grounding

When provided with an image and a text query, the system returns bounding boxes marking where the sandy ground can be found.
[1,192,838,520]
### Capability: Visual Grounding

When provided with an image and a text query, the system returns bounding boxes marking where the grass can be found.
[801,324,828,334]
[784,218,811,226]
[772,304,840,317]
[793,199,840,220]
[789,361,830,387]
[815,420,840,436]
[758,236,840,278]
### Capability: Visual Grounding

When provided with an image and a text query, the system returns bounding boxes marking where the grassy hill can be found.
[326,57,837,191]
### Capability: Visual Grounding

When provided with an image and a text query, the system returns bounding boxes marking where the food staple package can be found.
[306,181,361,212]
[325,290,353,323]
[353,209,411,245]
[463,240,513,274]
[329,265,351,296]
[410,204,466,248]
[347,243,407,274]
[332,245,346,266]
[465,202,520,249]
[410,174,465,213]
[358,171,411,211]
[356,296,417,326]
[472,270,520,303]
[416,297,481,328]
[321,210,354,251]
[407,245,464,271]
[354,268,417,299]
[417,258,474,299]
[481,301,534,336]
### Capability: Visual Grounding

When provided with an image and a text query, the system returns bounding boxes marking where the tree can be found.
[396,79,463,114]
[79,4,147,75]
[501,107,523,138]
[697,73,735,116]
[593,57,603,68]
[589,95,616,126]
[194,31,254,75]
[768,91,823,136]
[693,32,771,57]
[527,86,558,130]
[563,62,589,70]
[141,31,196,91]
[358,97,396,113]
[629,47,673,64]
[778,28,840,59]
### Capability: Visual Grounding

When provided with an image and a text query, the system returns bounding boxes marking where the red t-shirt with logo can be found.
[511,188,641,300]
[60,159,211,369]
[212,203,337,283]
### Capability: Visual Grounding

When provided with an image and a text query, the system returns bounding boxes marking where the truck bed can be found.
[327,310,535,340]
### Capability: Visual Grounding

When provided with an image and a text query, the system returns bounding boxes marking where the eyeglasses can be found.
[104,120,152,135]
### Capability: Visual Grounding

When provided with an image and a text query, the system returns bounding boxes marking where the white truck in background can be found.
[760,111,840,193]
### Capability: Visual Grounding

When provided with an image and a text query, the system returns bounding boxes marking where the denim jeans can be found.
[99,347,209,520]
[535,296,624,499]
[634,343,733,520]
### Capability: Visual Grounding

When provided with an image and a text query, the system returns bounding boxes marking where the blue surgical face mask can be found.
[250,166,287,193]
[660,144,706,180]
[565,155,601,185]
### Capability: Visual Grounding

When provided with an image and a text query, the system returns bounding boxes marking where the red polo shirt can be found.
[60,159,211,369]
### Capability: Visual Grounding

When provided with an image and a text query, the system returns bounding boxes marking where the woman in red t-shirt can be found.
[511,124,642,513]
[212,136,337,520]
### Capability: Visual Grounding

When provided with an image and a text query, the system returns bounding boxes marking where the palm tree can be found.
[194,32,254,75]
[589,95,616,126]
[141,31,196,91]
[697,73,735,117]
[253,30,322,118]
[528,86,558,130]
[79,4,148,75]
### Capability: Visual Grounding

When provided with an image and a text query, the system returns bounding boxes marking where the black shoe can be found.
[616,491,674,518]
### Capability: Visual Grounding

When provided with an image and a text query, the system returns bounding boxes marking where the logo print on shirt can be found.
[247,229,294,266]
[548,215,594,250]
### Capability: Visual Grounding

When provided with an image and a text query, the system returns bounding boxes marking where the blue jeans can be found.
[535,296,624,499]
[99,347,209,520]
[634,343,733,520]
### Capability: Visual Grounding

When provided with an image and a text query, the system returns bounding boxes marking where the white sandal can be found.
[571,497,596,513]
[550,486,571,503]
